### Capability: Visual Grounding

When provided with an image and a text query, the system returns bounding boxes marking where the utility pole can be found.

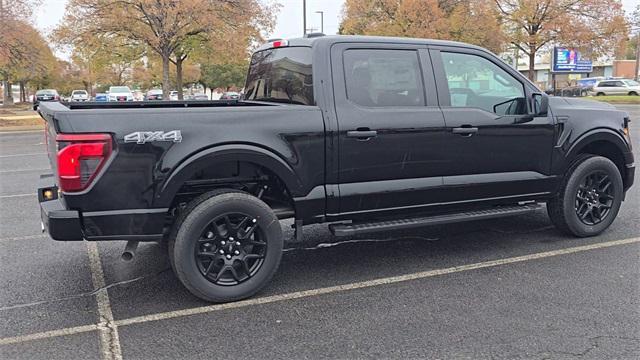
[316,11,324,33]
[635,32,640,81]
[303,0,306,35]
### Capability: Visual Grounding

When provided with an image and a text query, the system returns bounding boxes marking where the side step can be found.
[329,203,542,237]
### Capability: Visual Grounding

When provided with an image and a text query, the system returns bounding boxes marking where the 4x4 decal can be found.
[124,130,182,144]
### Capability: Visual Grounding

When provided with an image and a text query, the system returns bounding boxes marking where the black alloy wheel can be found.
[195,213,267,285]
[574,171,614,226]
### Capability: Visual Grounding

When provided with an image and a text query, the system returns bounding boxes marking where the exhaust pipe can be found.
[121,241,139,262]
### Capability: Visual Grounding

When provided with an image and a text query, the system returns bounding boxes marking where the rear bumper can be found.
[40,195,84,241]
[39,175,167,242]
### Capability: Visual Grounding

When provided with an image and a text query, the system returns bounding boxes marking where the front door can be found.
[331,44,447,216]
[430,47,557,203]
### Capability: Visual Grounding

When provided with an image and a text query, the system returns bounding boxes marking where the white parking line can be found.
[0,236,638,347]
[0,325,98,345]
[0,152,46,158]
[0,234,47,242]
[86,242,123,360]
[0,193,35,199]
[115,236,640,327]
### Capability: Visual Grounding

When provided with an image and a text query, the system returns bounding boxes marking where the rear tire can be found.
[170,189,283,302]
[547,156,623,237]
[595,92,605,96]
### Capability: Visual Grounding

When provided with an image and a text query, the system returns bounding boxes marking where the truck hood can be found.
[551,97,617,111]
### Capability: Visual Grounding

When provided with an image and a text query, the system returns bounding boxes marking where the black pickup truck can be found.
[38,35,634,302]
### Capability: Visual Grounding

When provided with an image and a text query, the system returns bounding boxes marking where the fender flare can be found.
[565,128,631,165]
[155,144,304,207]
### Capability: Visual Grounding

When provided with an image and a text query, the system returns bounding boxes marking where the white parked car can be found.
[170,90,179,101]
[71,90,89,102]
[590,79,640,96]
[108,86,134,102]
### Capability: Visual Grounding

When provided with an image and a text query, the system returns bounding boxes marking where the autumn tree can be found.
[494,0,628,80]
[0,0,44,103]
[339,0,505,53]
[55,0,276,99]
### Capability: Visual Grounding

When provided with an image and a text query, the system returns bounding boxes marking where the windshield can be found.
[624,80,639,86]
[36,90,57,95]
[244,46,314,105]
[72,90,87,95]
[110,86,130,93]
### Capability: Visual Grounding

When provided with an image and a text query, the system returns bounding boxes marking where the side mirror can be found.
[532,93,548,117]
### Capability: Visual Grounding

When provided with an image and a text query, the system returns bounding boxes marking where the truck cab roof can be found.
[256,34,489,53]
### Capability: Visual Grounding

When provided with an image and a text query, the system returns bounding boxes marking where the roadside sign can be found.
[552,47,593,73]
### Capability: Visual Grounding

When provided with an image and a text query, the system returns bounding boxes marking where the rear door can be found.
[330,43,447,216]
[429,47,557,203]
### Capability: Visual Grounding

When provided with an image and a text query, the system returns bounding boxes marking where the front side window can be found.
[343,49,425,107]
[441,52,526,115]
[598,81,615,87]
[244,47,314,105]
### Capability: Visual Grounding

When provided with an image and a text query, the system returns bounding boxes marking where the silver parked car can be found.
[590,79,640,96]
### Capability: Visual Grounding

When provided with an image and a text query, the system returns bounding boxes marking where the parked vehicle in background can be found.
[192,94,209,100]
[37,35,634,304]
[576,77,604,90]
[220,91,240,100]
[94,93,108,102]
[132,90,144,101]
[590,79,640,96]
[145,89,163,101]
[170,91,179,100]
[108,86,134,102]
[71,90,89,102]
[33,89,60,110]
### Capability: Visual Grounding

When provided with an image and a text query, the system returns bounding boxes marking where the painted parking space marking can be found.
[115,236,640,327]
[86,242,123,360]
[0,234,47,242]
[0,325,98,346]
[0,236,638,348]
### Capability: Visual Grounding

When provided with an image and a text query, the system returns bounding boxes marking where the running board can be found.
[329,203,542,237]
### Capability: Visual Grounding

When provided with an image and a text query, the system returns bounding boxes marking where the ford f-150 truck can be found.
[37,35,634,303]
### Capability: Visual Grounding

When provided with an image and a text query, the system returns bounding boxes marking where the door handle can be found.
[452,127,478,136]
[347,129,378,139]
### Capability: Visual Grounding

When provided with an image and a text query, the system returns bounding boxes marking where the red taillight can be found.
[56,134,112,192]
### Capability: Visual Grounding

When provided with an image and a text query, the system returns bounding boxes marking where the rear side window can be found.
[343,49,425,107]
[244,47,314,105]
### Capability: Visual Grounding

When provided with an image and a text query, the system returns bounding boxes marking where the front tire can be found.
[171,190,283,302]
[547,156,623,237]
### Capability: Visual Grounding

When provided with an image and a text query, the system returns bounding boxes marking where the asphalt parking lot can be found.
[0,105,639,360]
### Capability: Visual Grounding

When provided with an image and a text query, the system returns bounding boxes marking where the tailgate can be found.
[38,104,62,177]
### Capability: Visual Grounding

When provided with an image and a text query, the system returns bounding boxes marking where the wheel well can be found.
[577,140,626,185]
[169,161,295,221]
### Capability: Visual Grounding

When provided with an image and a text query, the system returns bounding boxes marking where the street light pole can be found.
[316,11,324,34]
[303,0,306,35]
